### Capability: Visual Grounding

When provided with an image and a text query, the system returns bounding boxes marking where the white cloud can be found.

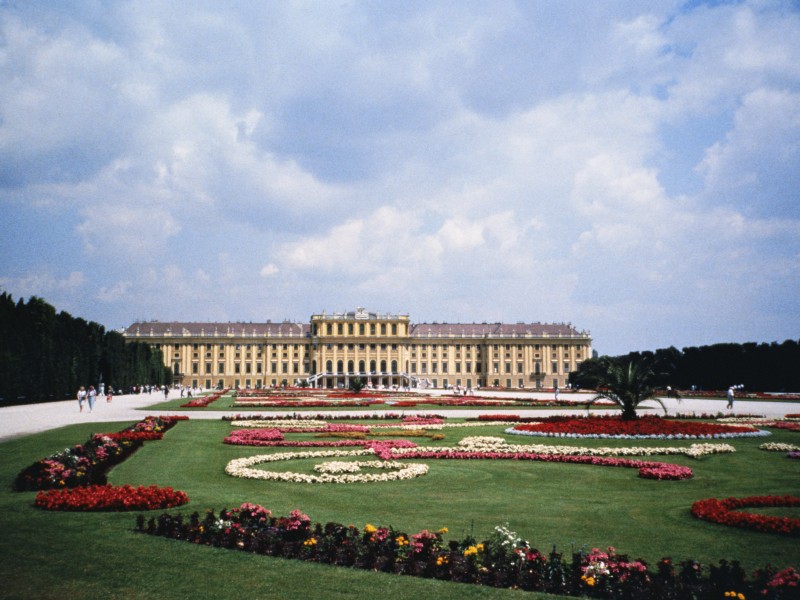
[1,0,798,355]
[97,281,132,302]
[259,263,279,277]
[0,270,86,297]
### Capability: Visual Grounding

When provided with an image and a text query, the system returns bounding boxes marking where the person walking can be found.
[726,386,735,409]
[77,386,87,412]
[87,385,97,413]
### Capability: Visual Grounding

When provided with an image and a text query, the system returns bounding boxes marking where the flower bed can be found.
[14,416,186,491]
[382,448,693,480]
[508,416,768,439]
[452,436,734,459]
[224,428,285,444]
[35,484,188,511]
[181,391,224,407]
[225,449,429,483]
[136,503,799,598]
[94,431,164,442]
[760,442,800,452]
[235,399,386,407]
[691,496,800,536]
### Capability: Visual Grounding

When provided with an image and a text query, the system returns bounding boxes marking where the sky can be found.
[1,0,799,356]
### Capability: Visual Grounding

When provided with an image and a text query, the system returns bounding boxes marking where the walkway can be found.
[1,390,797,443]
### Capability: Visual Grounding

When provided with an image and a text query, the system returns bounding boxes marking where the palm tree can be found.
[586,359,667,420]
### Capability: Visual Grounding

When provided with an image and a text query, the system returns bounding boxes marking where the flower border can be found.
[691,495,800,536]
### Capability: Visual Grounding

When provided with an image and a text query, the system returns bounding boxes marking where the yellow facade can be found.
[122,308,592,390]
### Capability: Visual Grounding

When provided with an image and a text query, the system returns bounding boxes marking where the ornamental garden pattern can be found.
[12,393,800,599]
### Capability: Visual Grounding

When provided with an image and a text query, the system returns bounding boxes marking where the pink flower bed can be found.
[224,429,285,445]
[378,448,693,480]
[235,399,385,407]
[181,392,223,407]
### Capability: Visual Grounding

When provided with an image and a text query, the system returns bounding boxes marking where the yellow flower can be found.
[581,575,596,587]
[304,537,317,546]
[364,524,377,534]
[438,527,449,534]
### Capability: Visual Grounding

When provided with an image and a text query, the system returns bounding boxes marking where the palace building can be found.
[122,308,592,391]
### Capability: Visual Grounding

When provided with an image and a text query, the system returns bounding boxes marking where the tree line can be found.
[570,339,800,393]
[0,293,171,405]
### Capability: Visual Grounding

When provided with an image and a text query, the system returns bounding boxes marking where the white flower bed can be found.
[505,427,770,440]
[443,436,735,459]
[230,419,328,429]
[225,448,428,483]
[760,442,800,452]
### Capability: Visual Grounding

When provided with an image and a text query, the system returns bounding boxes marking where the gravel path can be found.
[1,390,797,443]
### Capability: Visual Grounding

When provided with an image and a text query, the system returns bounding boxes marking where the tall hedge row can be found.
[0,293,171,405]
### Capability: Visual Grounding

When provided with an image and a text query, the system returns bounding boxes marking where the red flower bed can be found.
[35,484,189,511]
[510,416,760,438]
[769,421,800,432]
[691,495,800,536]
[478,414,521,421]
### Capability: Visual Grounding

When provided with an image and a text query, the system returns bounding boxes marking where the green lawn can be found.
[1,417,798,599]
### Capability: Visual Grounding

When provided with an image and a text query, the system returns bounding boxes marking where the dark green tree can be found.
[586,359,667,420]
[349,377,365,394]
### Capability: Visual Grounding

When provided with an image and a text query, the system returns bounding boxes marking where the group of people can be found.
[76,385,104,413]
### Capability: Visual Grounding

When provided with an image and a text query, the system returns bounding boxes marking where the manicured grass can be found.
[1,417,798,599]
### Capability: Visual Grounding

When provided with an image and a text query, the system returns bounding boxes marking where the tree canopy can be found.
[0,293,171,405]
[570,340,800,393]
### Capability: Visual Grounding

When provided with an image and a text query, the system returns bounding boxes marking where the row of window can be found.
[182,360,578,376]
[188,377,561,391]
[165,341,581,353]
[313,322,401,336]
